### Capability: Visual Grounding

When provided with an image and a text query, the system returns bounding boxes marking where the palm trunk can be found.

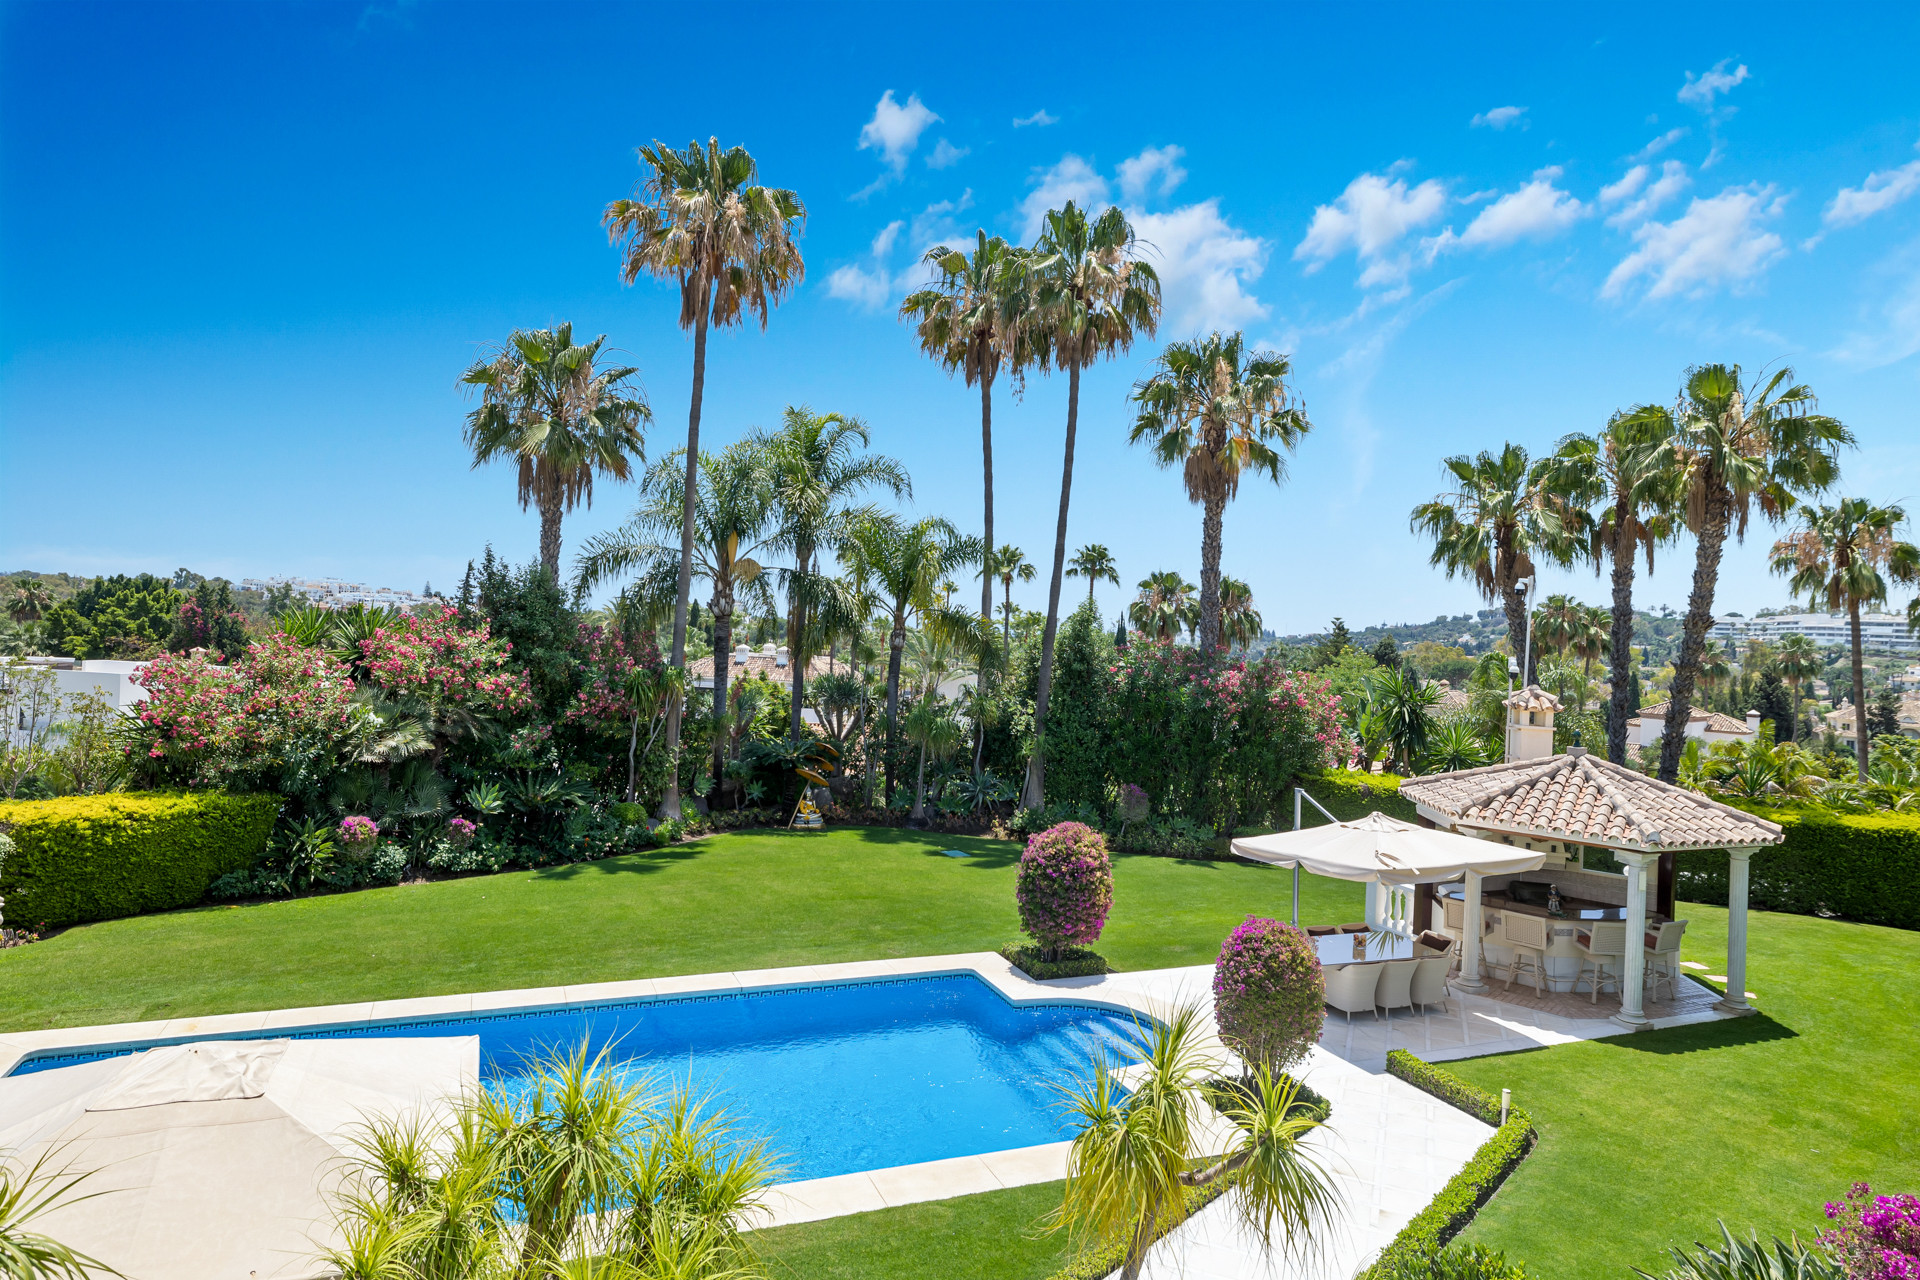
[858,661,875,806]
[1606,509,1638,764]
[788,549,813,740]
[1849,601,1868,782]
[626,712,640,803]
[661,299,711,818]
[980,373,995,627]
[1197,492,1225,653]
[885,615,906,802]
[1002,580,1013,662]
[537,501,563,582]
[1024,361,1080,810]
[911,741,928,823]
[1660,486,1729,783]
[1500,556,1531,687]
[712,592,732,791]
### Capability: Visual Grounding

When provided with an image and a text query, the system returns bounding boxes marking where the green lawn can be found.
[755,1182,1072,1280]
[0,826,1363,1034]
[1449,904,1920,1279]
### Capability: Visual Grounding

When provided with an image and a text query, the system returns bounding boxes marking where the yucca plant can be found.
[1633,1221,1844,1280]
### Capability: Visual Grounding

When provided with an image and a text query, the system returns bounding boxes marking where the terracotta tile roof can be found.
[1505,686,1564,712]
[1628,703,1755,734]
[686,651,835,686]
[1399,748,1784,851]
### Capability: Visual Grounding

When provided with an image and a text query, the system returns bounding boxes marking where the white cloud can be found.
[870,220,904,258]
[1293,169,1448,287]
[1679,59,1749,110]
[1471,106,1527,130]
[1013,109,1057,128]
[1634,127,1689,160]
[1019,154,1111,241]
[858,90,939,174]
[1831,246,1920,369]
[1118,145,1187,201]
[1129,199,1269,332]
[1825,153,1920,228]
[1452,168,1585,247]
[926,138,968,170]
[825,220,905,311]
[910,190,975,253]
[1602,160,1690,228]
[1602,185,1786,300]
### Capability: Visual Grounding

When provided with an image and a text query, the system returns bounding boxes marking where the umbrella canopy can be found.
[1229,810,1549,884]
[0,1036,478,1280]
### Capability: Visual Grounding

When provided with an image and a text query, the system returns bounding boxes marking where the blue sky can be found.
[4,1,1919,634]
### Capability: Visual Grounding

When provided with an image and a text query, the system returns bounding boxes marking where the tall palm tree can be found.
[1573,604,1612,680]
[1696,639,1734,702]
[1625,364,1852,783]
[1022,202,1161,808]
[575,440,777,789]
[1050,1004,1336,1280]
[1410,443,1569,688]
[5,579,51,624]
[1532,593,1586,659]
[1065,544,1120,606]
[1129,571,1198,643]
[1770,498,1920,780]
[840,513,984,801]
[1129,332,1311,652]
[1219,576,1263,652]
[983,545,1036,660]
[460,324,650,579]
[605,137,806,816]
[755,407,910,740]
[1776,632,1822,745]
[901,232,1033,629]
[1535,409,1681,763]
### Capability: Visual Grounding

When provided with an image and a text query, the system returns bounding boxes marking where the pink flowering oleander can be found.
[354,607,532,714]
[564,623,666,729]
[1824,1183,1920,1280]
[446,816,477,846]
[1015,822,1113,957]
[1212,915,1325,1075]
[338,815,379,846]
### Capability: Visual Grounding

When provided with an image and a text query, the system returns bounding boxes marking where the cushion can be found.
[1305,926,1338,937]
[1338,923,1369,934]
[1417,931,1453,954]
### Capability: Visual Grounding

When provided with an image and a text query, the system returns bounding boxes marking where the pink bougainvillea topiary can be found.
[1212,915,1325,1075]
[1823,1183,1920,1280]
[1015,821,1113,960]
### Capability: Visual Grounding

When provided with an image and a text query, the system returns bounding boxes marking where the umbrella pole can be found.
[1292,789,1302,925]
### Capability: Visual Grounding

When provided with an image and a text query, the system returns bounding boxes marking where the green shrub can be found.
[1362,1051,1538,1279]
[1301,768,1418,824]
[998,944,1109,980]
[1675,806,1920,930]
[0,792,280,927]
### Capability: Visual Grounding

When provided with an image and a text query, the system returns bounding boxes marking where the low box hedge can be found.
[1363,1050,1538,1278]
[0,792,279,928]
[1301,769,1418,825]
[999,945,1110,980]
[1675,805,1920,931]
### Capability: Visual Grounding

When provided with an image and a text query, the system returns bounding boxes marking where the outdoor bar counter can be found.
[1436,881,1667,992]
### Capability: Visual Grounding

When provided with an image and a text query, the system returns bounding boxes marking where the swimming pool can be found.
[9,974,1141,1180]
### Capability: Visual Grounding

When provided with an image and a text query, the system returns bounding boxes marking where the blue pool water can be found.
[10,975,1140,1180]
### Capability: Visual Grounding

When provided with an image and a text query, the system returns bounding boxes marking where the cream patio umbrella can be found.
[0,1036,478,1280]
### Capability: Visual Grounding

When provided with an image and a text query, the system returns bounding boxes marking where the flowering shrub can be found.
[1824,1183,1920,1280]
[565,624,664,732]
[1015,821,1113,959]
[447,816,477,846]
[1212,916,1325,1075]
[131,634,363,796]
[355,607,532,715]
[338,816,379,847]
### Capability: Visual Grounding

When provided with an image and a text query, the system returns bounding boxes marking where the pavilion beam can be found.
[1716,849,1754,1015]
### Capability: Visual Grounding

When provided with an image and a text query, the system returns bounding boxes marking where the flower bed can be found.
[998,944,1109,980]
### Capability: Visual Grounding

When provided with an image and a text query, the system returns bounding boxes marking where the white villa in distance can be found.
[1710,610,1918,652]
[1625,702,1761,750]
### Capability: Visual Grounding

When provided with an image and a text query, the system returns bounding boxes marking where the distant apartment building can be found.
[240,576,434,611]
[1708,611,1917,652]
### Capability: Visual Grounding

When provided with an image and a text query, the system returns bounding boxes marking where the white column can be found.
[1717,849,1753,1014]
[1364,880,1382,932]
[1457,871,1488,993]
[1613,852,1656,1030]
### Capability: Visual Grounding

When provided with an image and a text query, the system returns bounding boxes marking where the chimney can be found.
[1746,709,1761,737]
[733,644,750,665]
[1504,685,1562,762]
[775,646,789,667]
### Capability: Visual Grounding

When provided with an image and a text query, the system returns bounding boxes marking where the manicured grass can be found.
[754,1182,1071,1280]
[1448,904,1920,1279]
[0,826,1362,1033]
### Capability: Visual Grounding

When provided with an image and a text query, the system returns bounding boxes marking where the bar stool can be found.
[1643,920,1689,1001]
[1573,921,1629,1003]
[1496,912,1550,994]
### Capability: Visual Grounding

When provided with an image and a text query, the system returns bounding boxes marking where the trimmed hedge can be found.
[1363,1051,1538,1278]
[999,945,1110,980]
[0,792,279,928]
[1675,806,1920,931]
[1301,769,1418,825]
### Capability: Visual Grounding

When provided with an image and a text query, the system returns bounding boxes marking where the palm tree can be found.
[984,545,1036,660]
[901,232,1033,629]
[755,406,910,740]
[1624,363,1853,783]
[1770,499,1920,780]
[1050,1004,1336,1280]
[903,698,965,826]
[1776,632,1822,744]
[1535,409,1681,763]
[1129,332,1311,652]
[1410,443,1569,688]
[1022,202,1162,808]
[1065,544,1120,606]
[460,324,650,579]
[5,579,51,624]
[604,137,806,817]
[1129,571,1198,643]
[1532,593,1585,659]
[1219,577,1263,652]
[840,513,984,802]
[575,440,777,789]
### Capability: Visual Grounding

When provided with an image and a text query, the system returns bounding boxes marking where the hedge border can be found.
[1300,770,1418,825]
[1361,1050,1539,1277]
[999,945,1111,981]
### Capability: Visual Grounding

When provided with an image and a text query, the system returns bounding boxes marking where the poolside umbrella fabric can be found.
[0,1036,477,1280]
[1228,810,1549,883]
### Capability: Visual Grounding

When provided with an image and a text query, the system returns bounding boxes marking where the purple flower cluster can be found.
[1015,822,1114,959]
[447,816,477,846]
[338,815,379,847]
[1824,1183,1920,1280]
[1212,915,1325,1074]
